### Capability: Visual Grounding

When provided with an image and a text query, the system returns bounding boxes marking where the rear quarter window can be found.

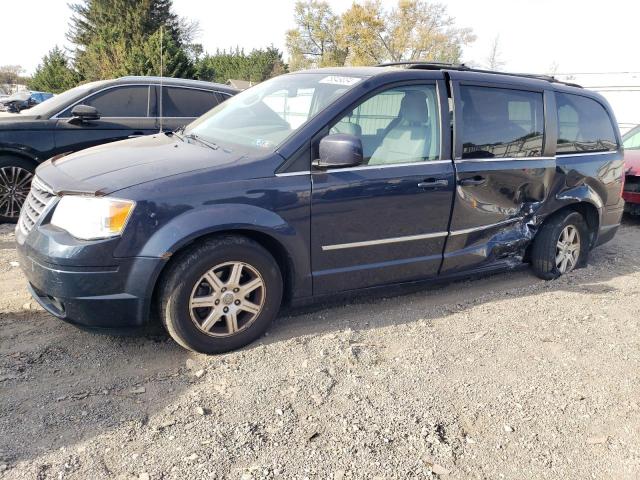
[459,86,544,159]
[556,93,618,154]
[161,87,219,117]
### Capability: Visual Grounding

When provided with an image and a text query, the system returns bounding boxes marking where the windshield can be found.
[623,126,640,150]
[185,73,365,153]
[27,81,107,117]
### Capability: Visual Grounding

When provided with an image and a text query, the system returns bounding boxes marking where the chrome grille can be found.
[18,177,56,235]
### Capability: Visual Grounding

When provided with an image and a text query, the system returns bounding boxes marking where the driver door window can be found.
[59,86,149,118]
[330,84,440,165]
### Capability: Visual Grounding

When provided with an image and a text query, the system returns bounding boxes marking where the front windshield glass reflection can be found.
[185,73,365,153]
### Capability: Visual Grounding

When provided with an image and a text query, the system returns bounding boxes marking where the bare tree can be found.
[285,0,346,70]
[546,61,560,76]
[486,35,504,70]
[338,0,475,66]
[0,65,27,86]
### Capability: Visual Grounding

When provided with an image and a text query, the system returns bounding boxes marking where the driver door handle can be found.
[418,178,449,189]
[459,176,487,186]
[128,131,145,138]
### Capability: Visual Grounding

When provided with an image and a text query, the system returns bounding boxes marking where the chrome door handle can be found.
[459,176,487,186]
[418,178,449,189]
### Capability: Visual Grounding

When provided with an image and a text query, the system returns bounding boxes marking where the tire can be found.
[0,156,35,224]
[531,210,590,280]
[158,235,283,354]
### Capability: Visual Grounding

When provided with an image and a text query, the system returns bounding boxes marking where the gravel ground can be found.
[1,217,639,480]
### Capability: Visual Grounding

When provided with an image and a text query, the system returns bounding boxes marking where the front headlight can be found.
[51,196,136,240]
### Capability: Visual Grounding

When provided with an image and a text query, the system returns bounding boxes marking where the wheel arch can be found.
[0,149,39,168]
[525,200,600,263]
[564,201,600,246]
[148,228,299,324]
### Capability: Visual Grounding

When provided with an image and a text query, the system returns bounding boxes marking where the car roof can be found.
[116,76,238,94]
[296,63,587,92]
[292,63,614,108]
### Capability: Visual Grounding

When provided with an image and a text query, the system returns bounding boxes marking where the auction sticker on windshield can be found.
[319,75,361,86]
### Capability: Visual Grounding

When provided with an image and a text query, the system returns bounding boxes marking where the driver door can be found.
[53,85,149,155]
[310,81,454,294]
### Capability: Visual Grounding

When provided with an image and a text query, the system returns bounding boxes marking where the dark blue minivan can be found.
[15,64,625,353]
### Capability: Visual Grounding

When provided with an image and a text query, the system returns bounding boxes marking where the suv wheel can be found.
[531,210,589,280]
[159,236,283,354]
[0,156,34,223]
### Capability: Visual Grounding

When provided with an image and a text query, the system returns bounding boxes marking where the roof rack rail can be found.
[375,61,582,88]
[377,61,469,70]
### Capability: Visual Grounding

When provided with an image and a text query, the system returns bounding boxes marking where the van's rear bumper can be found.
[595,204,624,247]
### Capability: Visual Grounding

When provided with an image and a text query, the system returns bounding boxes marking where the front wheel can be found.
[531,211,589,280]
[158,236,283,354]
[0,156,35,223]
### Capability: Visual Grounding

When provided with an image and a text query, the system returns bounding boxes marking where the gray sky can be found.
[2,0,639,76]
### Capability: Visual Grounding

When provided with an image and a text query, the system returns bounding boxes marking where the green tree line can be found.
[28,0,287,93]
[23,0,474,94]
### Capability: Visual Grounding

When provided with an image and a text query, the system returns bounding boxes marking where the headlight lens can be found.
[51,196,136,240]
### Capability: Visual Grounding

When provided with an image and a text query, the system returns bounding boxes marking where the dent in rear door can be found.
[441,79,556,273]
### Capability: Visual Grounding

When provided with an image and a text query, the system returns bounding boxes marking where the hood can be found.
[35,133,264,195]
[625,149,640,176]
[0,114,47,130]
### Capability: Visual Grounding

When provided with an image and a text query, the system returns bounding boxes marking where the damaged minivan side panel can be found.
[440,73,624,274]
[441,75,555,273]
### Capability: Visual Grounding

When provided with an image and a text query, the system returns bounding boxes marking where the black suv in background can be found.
[0,77,237,222]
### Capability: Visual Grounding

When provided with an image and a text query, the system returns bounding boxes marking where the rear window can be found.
[161,87,219,117]
[556,93,618,154]
[459,86,544,159]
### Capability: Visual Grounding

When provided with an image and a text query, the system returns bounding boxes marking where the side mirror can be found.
[69,104,100,122]
[313,133,363,169]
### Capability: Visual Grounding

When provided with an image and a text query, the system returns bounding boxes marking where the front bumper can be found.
[16,234,164,329]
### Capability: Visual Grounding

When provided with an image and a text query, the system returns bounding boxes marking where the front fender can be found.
[0,129,55,162]
[118,202,312,299]
[0,146,40,163]
[140,203,301,255]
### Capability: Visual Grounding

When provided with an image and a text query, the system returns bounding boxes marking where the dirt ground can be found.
[1,217,639,480]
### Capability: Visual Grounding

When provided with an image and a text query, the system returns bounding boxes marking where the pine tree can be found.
[127,29,195,78]
[29,47,80,93]
[67,0,193,79]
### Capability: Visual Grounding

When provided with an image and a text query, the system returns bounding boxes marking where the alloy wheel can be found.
[0,166,33,220]
[555,225,581,274]
[189,261,266,337]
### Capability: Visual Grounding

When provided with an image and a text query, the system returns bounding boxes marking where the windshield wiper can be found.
[168,125,186,140]
[185,133,219,150]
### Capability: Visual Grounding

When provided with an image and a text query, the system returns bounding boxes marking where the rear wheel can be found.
[531,210,589,280]
[0,156,35,223]
[159,236,283,354]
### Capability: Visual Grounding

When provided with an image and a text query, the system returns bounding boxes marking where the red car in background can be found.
[623,125,640,215]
